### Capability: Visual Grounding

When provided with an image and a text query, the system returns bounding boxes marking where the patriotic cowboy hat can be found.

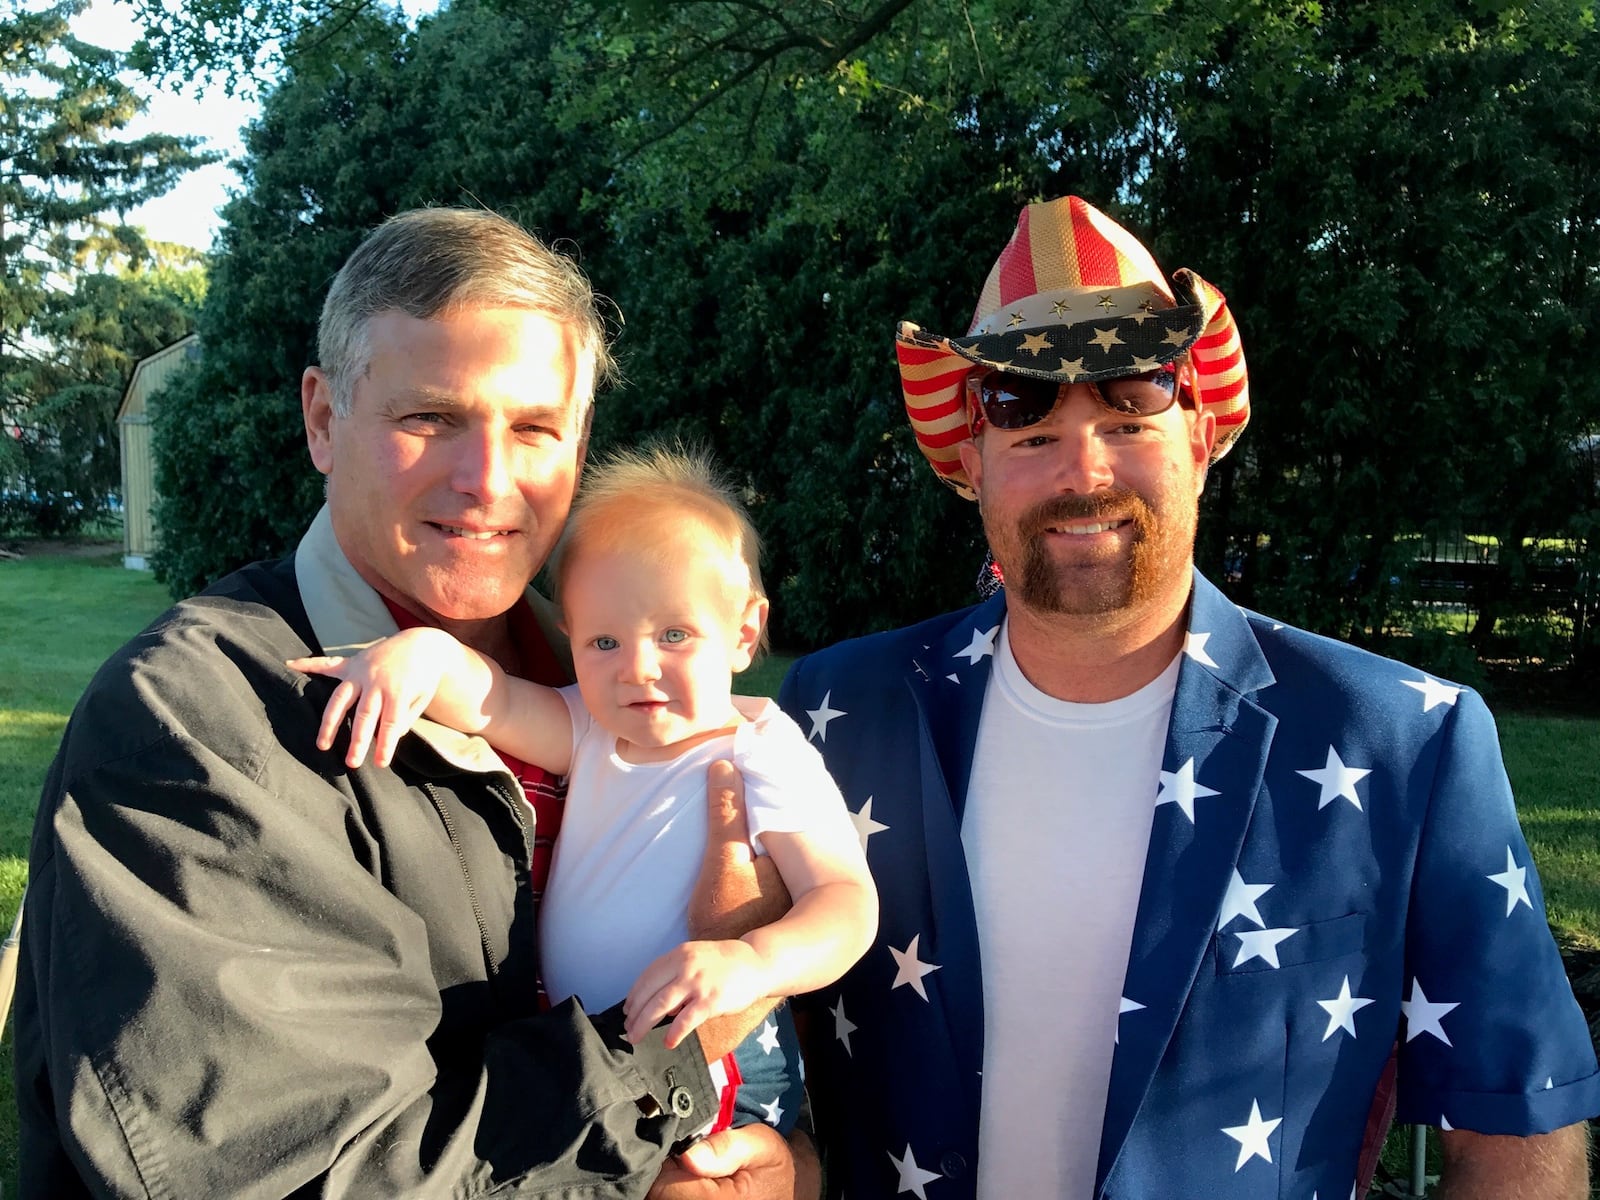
[896,196,1249,499]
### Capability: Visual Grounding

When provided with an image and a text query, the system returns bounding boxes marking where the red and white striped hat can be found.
[897,196,1249,499]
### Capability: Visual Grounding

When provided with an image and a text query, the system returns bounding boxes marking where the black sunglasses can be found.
[966,363,1183,431]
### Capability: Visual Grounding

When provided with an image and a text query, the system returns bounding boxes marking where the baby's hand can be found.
[287,628,451,769]
[623,939,769,1049]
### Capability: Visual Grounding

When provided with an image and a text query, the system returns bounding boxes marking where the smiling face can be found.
[958,380,1215,625]
[560,515,765,763]
[303,306,587,638]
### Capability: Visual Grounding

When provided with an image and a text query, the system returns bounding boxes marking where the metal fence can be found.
[1406,533,1595,668]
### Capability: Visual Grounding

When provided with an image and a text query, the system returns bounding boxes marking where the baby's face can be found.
[561,524,763,760]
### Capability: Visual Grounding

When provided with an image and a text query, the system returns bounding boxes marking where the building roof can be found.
[117,333,201,424]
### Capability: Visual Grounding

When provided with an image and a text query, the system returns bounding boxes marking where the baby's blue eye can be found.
[594,635,619,651]
[662,629,689,644]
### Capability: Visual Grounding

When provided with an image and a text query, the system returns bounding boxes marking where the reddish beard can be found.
[995,488,1187,616]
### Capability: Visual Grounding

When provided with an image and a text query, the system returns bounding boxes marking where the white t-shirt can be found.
[539,689,861,1010]
[962,622,1177,1200]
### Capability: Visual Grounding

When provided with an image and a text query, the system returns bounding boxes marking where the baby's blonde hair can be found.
[550,444,768,651]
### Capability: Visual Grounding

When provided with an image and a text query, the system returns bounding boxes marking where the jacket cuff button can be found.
[668,1086,695,1118]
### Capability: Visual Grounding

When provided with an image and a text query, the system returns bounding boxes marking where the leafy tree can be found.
[125,0,923,104]
[587,0,1599,655]
[1,0,212,532]
[1119,0,1600,658]
[2,247,205,536]
[142,0,1600,668]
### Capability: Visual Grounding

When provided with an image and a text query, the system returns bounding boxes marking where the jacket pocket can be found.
[1214,910,1369,975]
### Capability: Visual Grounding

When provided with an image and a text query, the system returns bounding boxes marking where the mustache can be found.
[1021,489,1149,534]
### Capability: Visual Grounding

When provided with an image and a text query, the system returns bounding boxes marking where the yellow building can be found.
[116,333,199,570]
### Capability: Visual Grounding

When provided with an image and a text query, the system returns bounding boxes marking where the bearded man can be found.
[778,195,1597,1199]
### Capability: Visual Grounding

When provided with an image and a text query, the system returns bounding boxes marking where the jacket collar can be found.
[1173,569,1276,699]
[292,505,560,779]
[906,572,1274,812]
[294,505,400,660]
[906,589,1010,825]
[896,589,1009,1093]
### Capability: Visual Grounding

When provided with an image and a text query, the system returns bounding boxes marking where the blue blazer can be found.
[779,572,1598,1199]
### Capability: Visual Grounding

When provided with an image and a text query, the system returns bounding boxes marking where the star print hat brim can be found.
[897,196,1250,499]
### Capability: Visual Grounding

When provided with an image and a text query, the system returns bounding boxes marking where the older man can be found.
[780,196,1597,1199]
[17,208,807,1198]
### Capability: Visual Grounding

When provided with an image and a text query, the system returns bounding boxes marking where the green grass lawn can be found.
[1497,711,1600,951]
[1,553,1595,1194]
[0,548,173,1191]
[740,650,796,700]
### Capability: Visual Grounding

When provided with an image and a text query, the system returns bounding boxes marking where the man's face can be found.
[303,307,587,628]
[958,382,1215,622]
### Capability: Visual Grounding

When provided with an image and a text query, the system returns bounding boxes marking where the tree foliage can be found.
[3,249,205,536]
[1,0,213,534]
[143,0,1600,662]
[1127,0,1600,652]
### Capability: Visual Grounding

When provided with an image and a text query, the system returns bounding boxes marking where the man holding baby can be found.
[15,207,814,1199]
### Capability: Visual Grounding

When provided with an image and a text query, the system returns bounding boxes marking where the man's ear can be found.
[1188,408,1217,486]
[730,595,769,672]
[956,438,984,500]
[303,367,337,476]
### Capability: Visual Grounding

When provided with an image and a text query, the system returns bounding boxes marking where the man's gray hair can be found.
[316,207,616,417]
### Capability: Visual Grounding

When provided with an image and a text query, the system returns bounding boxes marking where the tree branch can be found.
[616,0,921,160]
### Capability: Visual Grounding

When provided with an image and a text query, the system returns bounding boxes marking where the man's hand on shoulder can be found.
[691,759,792,940]
[648,1125,819,1200]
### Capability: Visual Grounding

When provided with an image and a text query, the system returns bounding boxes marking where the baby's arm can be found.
[623,824,877,1048]
[288,627,574,772]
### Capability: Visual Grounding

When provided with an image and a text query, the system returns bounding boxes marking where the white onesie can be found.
[539,688,862,1009]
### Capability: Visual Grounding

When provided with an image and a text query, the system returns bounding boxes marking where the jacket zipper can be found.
[490,779,534,866]
[423,781,502,979]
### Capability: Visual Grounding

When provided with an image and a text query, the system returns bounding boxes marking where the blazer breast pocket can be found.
[1214,910,1370,975]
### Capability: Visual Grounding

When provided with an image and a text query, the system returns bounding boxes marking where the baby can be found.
[290,445,875,1136]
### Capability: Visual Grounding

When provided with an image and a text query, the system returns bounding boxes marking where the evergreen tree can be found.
[2,246,206,536]
[1,0,211,533]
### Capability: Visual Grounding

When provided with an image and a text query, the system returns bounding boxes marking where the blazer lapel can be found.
[909,593,1007,822]
[1097,574,1278,1192]
[902,592,1008,1086]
